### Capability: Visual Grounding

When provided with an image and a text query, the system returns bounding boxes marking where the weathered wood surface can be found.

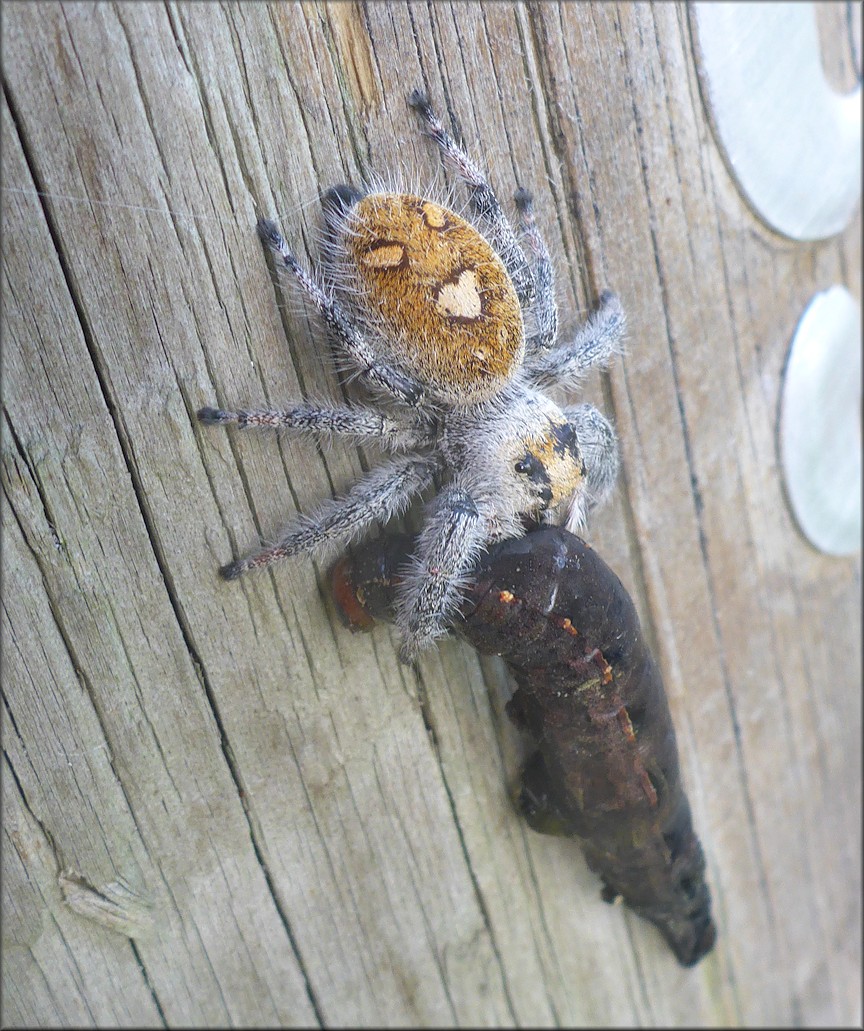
[2,2,860,1026]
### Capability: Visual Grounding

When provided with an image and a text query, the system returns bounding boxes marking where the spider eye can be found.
[515,454,545,479]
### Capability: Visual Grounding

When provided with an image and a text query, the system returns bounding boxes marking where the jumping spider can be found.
[198,90,624,662]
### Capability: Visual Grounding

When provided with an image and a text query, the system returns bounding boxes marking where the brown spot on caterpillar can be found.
[363,241,408,268]
[640,769,659,807]
[584,646,613,684]
[434,268,483,320]
[616,705,637,744]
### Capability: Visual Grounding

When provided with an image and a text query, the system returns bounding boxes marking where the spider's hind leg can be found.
[257,218,426,408]
[408,90,535,307]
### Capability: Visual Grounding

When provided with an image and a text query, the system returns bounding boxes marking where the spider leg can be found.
[408,90,535,307]
[525,291,625,390]
[395,484,492,663]
[257,218,426,407]
[197,402,435,452]
[561,403,619,532]
[514,187,559,355]
[219,455,437,580]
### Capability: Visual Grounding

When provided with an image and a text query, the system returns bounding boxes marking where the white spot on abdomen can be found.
[434,269,482,320]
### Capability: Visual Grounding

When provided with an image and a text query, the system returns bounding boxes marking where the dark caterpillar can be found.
[331,526,716,967]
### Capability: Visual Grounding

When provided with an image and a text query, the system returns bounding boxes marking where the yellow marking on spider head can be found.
[513,416,586,513]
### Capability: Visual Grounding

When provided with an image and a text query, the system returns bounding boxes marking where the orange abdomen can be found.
[344,194,524,404]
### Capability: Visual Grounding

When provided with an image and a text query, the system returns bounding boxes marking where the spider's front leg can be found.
[395,484,492,664]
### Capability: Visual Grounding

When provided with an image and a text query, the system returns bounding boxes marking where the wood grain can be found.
[2,2,860,1026]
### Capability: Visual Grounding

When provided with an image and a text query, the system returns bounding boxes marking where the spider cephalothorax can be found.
[199,90,625,661]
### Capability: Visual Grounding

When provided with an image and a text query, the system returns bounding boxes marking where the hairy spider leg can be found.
[525,290,626,391]
[514,187,559,355]
[220,455,437,580]
[256,218,427,408]
[395,483,492,662]
[197,402,434,452]
[408,90,536,308]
